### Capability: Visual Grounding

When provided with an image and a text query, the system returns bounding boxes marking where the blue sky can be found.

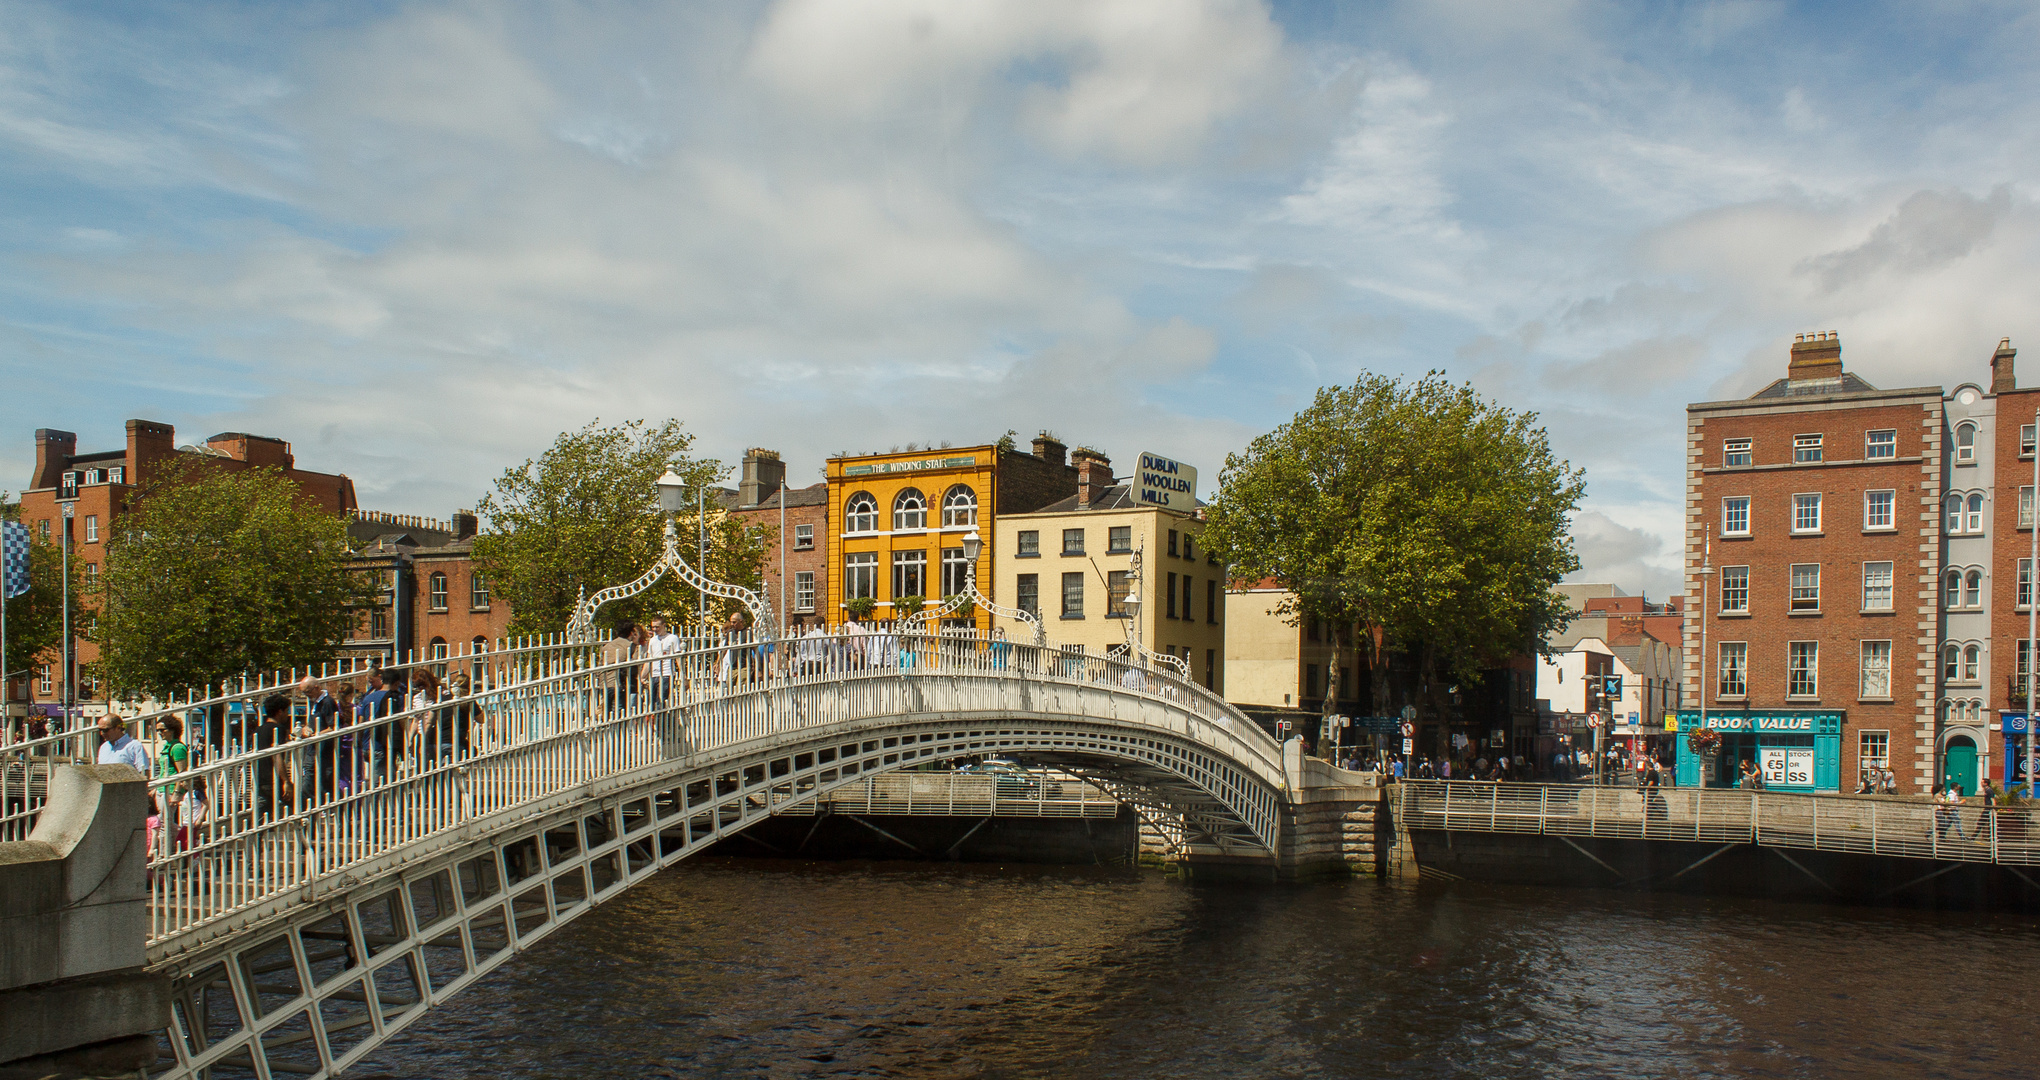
[6,0,2039,599]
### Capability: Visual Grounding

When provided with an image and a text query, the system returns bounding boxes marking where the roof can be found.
[723,482,828,511]
[1747,372,1881,399]
[1023,484,1206,515]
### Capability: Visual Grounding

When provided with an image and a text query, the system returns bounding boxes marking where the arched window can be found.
[428,572,448,611]
[471,636,489,685]
[1967,493,1985,533]
[894,488,927,531]
[430,635,449,679]
[1968,699,1984,721]
[1965,569,1983,607]
[845,492,877,533]
[1957,423,1977,462]
[1946,494,1964,533]
[941,484,977,527]
[1946,569,1963,608]
[1963,644,1981,681]
[1944,644,1961,680]
[1941,698,1955,722]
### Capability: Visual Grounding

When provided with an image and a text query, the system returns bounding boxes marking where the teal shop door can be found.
[1945,737,1979,796]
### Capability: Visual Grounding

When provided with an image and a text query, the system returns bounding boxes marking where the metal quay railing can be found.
[135,626,1274,951]
[1398,779,2040,867]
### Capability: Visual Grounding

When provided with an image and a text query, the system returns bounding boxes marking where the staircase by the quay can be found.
[1401,779,2040,906]
[1,629,1386,1079]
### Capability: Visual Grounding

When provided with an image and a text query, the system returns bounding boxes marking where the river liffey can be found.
[357,858,2040,1079]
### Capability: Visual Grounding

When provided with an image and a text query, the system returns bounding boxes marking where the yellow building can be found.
[990,451,1225,693]
[824,435,1083,630]
[1224,582,1362,711]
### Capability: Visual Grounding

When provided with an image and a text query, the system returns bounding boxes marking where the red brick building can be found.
[717,450,830,632]
[1682,334,1944,793]
[11,421,358,720]
[343,510,512,677]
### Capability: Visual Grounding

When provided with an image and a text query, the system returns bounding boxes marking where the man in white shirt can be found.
[645,617,682,707]
[96,714,152,776]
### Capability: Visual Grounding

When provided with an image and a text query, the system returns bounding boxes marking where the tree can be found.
[96,459,381,700]
[473,419,765,636]
[1,531,84,695]
[1202,372,1585,722]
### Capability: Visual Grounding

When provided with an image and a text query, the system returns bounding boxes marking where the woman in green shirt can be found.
[153,715,189,798]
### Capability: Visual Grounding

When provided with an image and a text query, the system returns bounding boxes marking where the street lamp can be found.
[563,469,773,643]
[656,469,687,515]
[903,526,1044,643]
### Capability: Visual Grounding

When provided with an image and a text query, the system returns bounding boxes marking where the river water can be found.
[357,858,2040,1079]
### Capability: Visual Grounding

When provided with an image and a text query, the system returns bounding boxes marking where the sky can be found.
[5,0,2039,600]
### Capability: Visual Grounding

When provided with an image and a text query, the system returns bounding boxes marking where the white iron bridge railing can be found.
[1399,780,2040,866]
[127,627,1275,957]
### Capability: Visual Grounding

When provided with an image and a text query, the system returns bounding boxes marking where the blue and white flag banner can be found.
[2,520,29,599]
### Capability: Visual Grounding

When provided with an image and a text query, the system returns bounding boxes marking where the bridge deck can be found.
[1400,780,2040,866]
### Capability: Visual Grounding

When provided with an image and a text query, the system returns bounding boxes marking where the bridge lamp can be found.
[656,469,689,515]
[963,529,982,564]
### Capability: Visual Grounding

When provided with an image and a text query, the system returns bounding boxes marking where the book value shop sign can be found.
[1137,452,1197,510]
[1679,711,1844,735]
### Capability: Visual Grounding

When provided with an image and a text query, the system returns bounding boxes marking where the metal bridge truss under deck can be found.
[146,717,1280,1080]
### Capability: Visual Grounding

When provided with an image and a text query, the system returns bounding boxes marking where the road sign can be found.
[1401,722,1415,738]
[1401,705,1417,722]
[1587,712,1602,728]
[1402,738,1414,754]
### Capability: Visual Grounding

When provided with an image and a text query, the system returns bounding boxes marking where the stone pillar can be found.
[1276,739,1389,880]
[0,764,171,1077]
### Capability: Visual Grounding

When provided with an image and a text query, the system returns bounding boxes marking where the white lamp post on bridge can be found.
[564,469,775,643]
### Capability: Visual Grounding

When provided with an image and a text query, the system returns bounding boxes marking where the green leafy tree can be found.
[96,460,381,700]
[474,419,766,636]
[1202,372,1585,722]
[1,530,84,694]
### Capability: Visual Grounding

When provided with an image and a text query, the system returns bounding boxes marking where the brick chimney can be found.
[32,429,77,490]
[739,448,785,508]
[1992,337,2017,394]
[1031,434,1066,467]
[124,420,175,487]
[1071,449,1112,509]
[452,509,479,541]
[1788,331,1843,382]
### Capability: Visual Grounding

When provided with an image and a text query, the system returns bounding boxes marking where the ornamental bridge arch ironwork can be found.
[66,628,1287,1079]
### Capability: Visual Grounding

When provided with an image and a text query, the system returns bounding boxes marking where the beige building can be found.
[989,450,1224,692]
[1225,581,1365,713]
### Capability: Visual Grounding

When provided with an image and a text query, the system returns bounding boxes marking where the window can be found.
[1306,664,1320,699]
[1967,493,1985,533]
[471,572,490,609]
[1720,566,1750,613]
[1722,497,1750,536]
[1108,526,1132,553]
[1107,570,1131,617]
[1943,643,1960,681]
[793,524,814,551]
[1860,641,1891,698]
[1945,569,1962,609]
[794,571,816,613]
[2025,424,2038,457]
[1792,493,1822,532]
[1017,530,1039,557]
[845,552,877,600]
[1794,434,1823,463]
[893,488,928,531]
[1724,439,1752,467]
[1862,562,1892,611]
[1061,572,1084,618]
[1207,580,1219,624]
[1017,574,1040,617]
[1963,644,1981,681]
[892,550,927,598]
[1206,649,1216,690]
[1788,642,1819,697]
[846,492,878,534]
[1789,563,1820,611]
[370,609,388,640]
[428,572,448,611]
[108,466,123,485]
[1946,493,1964,534]
[940,547,969,596]
[38,520,48,540]
[1167,530,1179,557]
[1062,529,1085,555]
[83,561,97,585]
[84,514,98,543]
[431,637,449,680]
[37,663,52,696]
[1864,490,1894,530]
[1965,569,1983,608]
[1956,423,1977,463]
[1860,730,1890,769]
[1866,429,1896,459]
[2024,487,2036,529]
[2022,639,2034,683]
[1718,642,1747,698]
[941,485,977,527]
[1182,575,1194,622]
[1184,536,1196,561]
[2023,558,2034,609]
[1166,572,1179,618]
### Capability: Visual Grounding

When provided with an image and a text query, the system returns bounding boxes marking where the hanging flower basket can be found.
[1687,728,1722,754]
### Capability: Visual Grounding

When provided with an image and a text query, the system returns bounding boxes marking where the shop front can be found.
[2001,714,2040,792]
[1673,710,1843,793]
